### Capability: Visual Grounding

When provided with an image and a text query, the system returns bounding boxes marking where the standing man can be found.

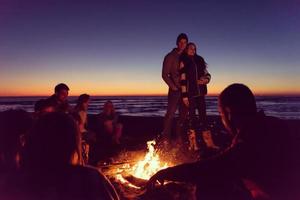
[162,33,188,144]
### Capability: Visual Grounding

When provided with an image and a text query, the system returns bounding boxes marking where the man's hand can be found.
[171,86,179,91]
[183,97,189,107]
[146,169,168,190]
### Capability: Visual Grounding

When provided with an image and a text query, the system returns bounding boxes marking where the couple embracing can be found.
[162,33,211,146]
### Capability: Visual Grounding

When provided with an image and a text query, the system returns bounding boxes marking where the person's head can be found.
[103,100,115,115]
[176,33,188,52]
[218,83,257,134]
[75,94,90,111]
[34,99,55,114]
[0,110,33,171]
[23,112,81,170]
[185,42,197,57]
[54,83,69,102]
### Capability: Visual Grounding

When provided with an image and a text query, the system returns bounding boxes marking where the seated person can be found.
[0,110,33,196]
[96,100,123,145]
[74,94,90,134]
[10,112,119,200]
[148,83,295,200]
[73,94,96,164]
[45,83,71,113]
[33,98,55,118]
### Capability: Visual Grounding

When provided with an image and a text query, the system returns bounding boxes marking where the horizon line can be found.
[1,93,300,97]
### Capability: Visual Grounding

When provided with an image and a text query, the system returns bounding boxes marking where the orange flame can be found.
[131,140,168,180]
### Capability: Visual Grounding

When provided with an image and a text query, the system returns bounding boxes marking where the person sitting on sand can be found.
[33,98,55,118]
[147,83,294,200]
[74,94,90,135]
[18,112,119,200]
[46,83,71,113]
[73,94,96,164]
[96,100,123,145]
[0,109,33,197]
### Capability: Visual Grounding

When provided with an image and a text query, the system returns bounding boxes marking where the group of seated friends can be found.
[34,84,123,165]
[0,83,298,200]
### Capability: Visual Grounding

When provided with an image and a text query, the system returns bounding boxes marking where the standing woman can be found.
[179,43,211,138]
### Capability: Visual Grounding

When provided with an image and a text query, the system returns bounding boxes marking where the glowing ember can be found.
[130,140,168,180]
[115,174,140,189]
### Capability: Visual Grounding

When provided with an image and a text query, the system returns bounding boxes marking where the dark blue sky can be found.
[0,0,299,95]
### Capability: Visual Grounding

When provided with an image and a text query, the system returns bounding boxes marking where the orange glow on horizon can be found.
[1,85,300,97]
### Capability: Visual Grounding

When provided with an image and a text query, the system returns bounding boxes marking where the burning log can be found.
[100,139,202,199]
[99,140,175,199]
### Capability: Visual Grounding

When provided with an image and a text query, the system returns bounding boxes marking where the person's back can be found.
[9,165,117,200]
[225,112,292,199]
[0,109,33,199]
[16,112,119,200]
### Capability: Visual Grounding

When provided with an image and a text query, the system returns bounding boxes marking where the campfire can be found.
[106,140,170,184]
[130,140,169,180]
[99,139,201,199]
[99,140,174,198]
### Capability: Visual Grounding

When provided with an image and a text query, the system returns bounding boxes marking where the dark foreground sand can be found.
[88,114,300,147]
[87,114,300,165]
[88,115,300,200]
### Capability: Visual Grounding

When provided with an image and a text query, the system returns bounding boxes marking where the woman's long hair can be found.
[74,94,90,112]
[184,42,208,68]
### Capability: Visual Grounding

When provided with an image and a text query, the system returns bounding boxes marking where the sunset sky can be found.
[0,0,299,96]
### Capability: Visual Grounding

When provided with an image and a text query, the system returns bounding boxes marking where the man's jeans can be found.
[163,89,188,142]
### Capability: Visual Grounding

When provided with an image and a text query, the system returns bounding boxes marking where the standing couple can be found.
[162,33,211,147]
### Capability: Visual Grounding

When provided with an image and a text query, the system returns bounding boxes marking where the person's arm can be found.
[162,54,178,91]
[147,147,239,189]
[88,167,120,200]
[198,68,211,84]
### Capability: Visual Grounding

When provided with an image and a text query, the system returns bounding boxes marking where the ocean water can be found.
[0,96,299,120]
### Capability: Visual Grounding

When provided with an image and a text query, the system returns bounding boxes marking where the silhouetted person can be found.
[96,101,122,145]
[33,98,55,118]
[179,42,211,150]
[74,94,90,135]
[18,112,119,200]
[46,83,71,113]
[0,109,33,197]
[180,42,210,131]
[90,101,123,165]
[73,94,96,164]
[148,83,294,200]
[162,33,189,144]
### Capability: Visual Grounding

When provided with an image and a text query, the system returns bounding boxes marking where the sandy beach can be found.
[87,114,300,157]
[87,114,300,199]
[92,115,300,143]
